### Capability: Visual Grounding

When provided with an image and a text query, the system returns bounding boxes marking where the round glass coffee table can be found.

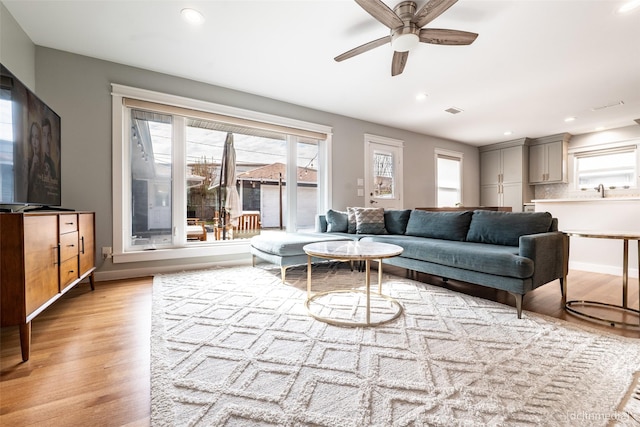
[303,240,404,327]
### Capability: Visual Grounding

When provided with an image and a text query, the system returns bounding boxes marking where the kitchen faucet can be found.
[594,183,605,198]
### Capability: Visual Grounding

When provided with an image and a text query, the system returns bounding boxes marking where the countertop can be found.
[533,197,640,203]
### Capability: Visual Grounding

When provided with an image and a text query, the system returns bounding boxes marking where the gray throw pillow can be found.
[466,210,553,246]
[346,207,357,233]
[353,207,387,234]
[405,210,473,241]
[325,209,348,233]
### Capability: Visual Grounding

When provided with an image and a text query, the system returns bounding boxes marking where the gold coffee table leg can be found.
[365,259,371,324]
[307,255,312,299]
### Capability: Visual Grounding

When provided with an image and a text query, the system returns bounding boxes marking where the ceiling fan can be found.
[335,0,478,76]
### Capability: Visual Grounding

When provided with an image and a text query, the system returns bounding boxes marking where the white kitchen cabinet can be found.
[529,133,570,184]
[479,139,533,212]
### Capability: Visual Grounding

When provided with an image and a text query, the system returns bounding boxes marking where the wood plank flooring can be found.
[1,268,638,426]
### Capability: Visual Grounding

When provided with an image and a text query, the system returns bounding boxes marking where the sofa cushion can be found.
[384,209,412,235]
[466,210,553,246]
[361,235,534,279]
[250,232,349,257]
[325,209,348,233]
[353,207,387,234]
[404,210,472,241]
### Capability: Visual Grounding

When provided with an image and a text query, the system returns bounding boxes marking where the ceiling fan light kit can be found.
[335,0,478,76]
[391,25,420,52]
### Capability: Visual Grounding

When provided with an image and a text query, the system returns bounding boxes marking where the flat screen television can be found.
[1,63,62,208]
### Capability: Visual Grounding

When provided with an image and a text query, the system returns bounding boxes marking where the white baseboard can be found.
[569,261,639,279]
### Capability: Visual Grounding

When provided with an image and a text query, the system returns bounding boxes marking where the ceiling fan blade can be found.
[413,0,459,28]
[334,36,390,62]
[419,28,478,45]
[391,51,408,76]
[355,0,403,29]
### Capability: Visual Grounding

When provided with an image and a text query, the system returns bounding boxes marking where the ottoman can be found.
[250,232,352,282]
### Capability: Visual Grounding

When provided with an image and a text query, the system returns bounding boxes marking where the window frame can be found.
[569,139,639,191]
[111,84,332,263]
[434,148,464,207]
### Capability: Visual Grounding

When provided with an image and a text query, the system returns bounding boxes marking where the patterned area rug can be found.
[151,265,640,426]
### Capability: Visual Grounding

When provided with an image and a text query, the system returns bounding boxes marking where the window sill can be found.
[113,240,251,263]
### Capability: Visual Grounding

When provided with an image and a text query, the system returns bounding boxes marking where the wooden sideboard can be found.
[0,211,96,361]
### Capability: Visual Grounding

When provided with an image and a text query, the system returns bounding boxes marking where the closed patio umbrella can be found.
[218,132,242,239]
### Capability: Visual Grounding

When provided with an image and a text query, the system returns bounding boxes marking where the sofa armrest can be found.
[519,232,569,288]
[315,214,328,233]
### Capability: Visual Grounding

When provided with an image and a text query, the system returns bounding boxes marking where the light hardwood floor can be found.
[1,268,638,426]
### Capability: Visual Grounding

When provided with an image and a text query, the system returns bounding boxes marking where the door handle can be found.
[369,200,378,204]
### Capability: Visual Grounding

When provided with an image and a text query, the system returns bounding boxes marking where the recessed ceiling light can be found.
[564,116,576,122]
[595,126,606,131]
[415,93,428,102]
[503,130,513,136]
[617,0,640,14]
[181,8,204,25]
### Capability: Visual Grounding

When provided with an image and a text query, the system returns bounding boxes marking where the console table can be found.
[563,230,639,327]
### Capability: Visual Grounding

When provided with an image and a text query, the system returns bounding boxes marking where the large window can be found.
[112,85,331,262]
[435,149,463,207]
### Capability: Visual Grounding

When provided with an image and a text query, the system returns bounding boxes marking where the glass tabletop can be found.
[303,240,403,260]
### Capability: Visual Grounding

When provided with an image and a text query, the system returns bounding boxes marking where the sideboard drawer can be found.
[60,257,79,288]
[59,231,79,262]
[59,214,78,234]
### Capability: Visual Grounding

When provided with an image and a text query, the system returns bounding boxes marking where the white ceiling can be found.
[4,0,640,146]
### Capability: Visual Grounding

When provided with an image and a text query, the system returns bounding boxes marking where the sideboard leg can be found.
[89,272,95,291]
[19,322,31,362]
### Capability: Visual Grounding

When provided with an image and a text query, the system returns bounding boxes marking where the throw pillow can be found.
[353,207,387,234]
[384,209,412,235]
[346,207,357,233]
[325,209,348,233]
[466,210,553,246]
[405,210,473,241]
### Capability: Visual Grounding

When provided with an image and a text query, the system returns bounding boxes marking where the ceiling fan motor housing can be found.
[391,1,420,52]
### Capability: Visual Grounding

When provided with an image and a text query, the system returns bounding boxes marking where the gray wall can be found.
[2,6,481,278]
[0,3,35,89]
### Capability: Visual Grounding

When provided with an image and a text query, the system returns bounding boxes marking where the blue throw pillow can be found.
[325,209,348,233]
[466,210,553,246]
[384,209,412,235]
[405,210,473,241]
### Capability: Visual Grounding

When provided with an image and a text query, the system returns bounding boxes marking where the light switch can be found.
[357,178,364,186]
[357,189,364,197]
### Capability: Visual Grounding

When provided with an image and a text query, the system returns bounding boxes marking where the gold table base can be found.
[565,300,640,328]
[305,288,403,327]
[563,232,640,328]
[304,241,404,327]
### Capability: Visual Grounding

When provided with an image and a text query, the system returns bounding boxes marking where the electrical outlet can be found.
[102,246,112,259]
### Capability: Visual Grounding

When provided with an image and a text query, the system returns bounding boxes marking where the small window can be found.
[435,149,463,207]
[574,145,637,189]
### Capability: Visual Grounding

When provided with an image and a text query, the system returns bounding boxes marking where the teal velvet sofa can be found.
[315,208,569,318]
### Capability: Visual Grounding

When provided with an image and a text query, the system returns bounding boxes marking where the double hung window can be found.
[435,149,463,207]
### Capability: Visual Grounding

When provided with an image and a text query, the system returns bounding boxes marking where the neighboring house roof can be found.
[237,162,317,184]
